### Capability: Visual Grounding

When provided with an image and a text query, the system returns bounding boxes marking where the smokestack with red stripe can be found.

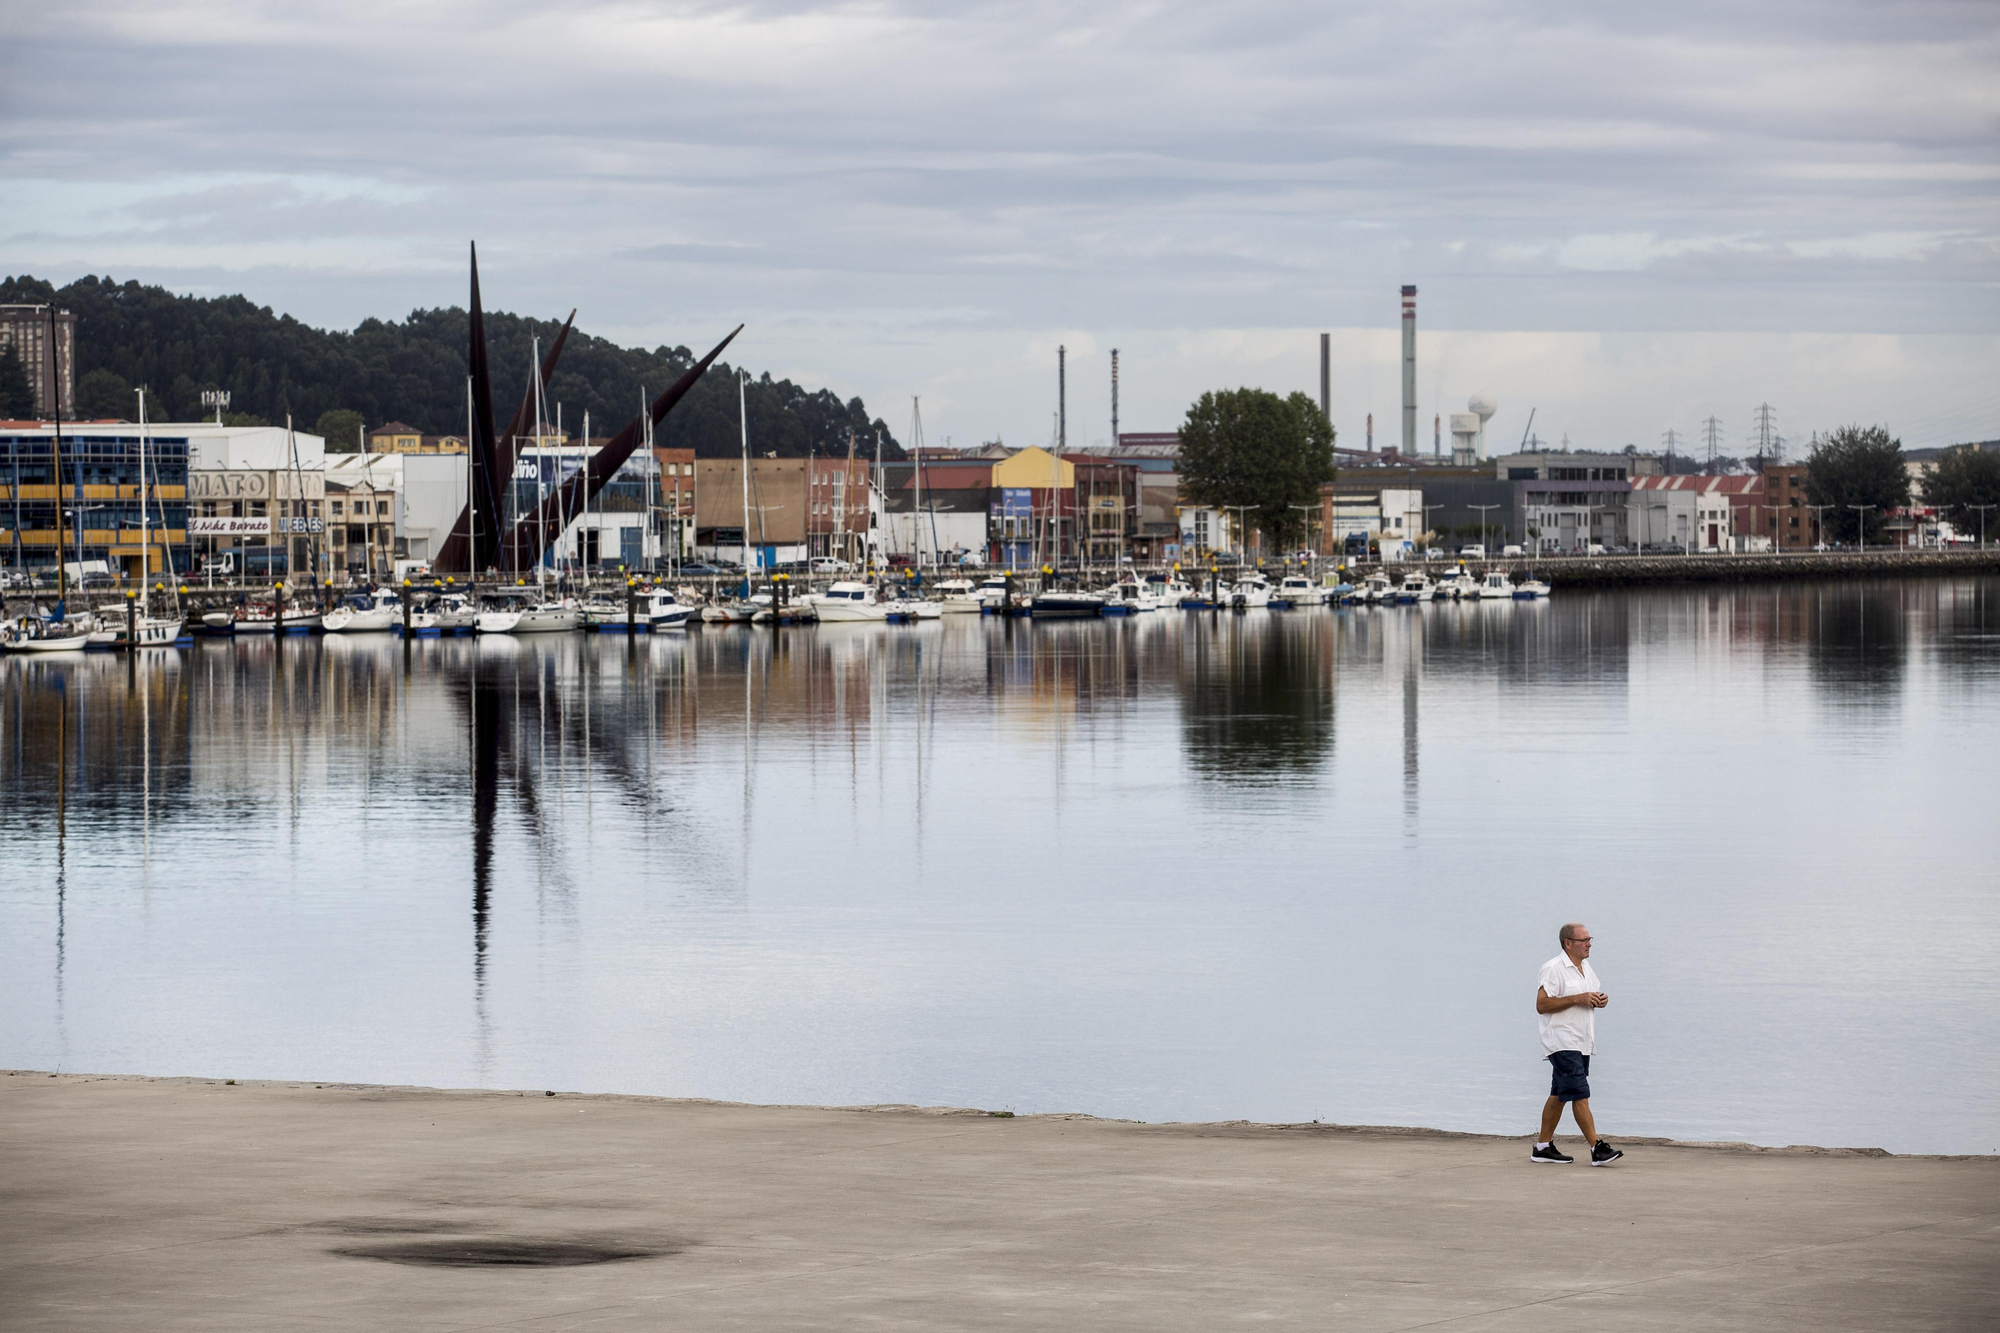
[1401,285,1417,457]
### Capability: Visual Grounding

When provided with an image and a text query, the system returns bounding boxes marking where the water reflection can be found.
[2,578,1997,1154]
[1179,614,1336,785]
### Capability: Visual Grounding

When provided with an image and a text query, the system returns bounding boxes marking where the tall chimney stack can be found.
[1319,333,1330,427]
[1400,285,1417,457]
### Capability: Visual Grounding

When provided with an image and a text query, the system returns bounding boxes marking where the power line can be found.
[1662,427,1680,469]
[1702,415,1723,469]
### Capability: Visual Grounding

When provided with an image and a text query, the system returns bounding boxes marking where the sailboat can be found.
[88,386,183,647]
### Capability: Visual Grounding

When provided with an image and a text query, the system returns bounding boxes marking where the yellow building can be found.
[991,445,1073,490]
[366,422,467,455]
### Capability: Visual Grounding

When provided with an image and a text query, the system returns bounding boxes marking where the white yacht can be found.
[1512,577,1552,600]
[1,612,93,653]
[1474,570,1515,600]
[1392,572,1435,604]
[1102,581,1159,614]
[812,580,888,622]
[935,578,983,614]
[432,592,478,633]
[323,588,401,633]
[1439,567,1481,601]
[1227,573,1271,610]
[477,593,581,634]
[1272,574,1323,608]
[884,596,943,622]
[86,614,185,648]
[1353,571,1395,604]
[229,600,324,633]
[1152,578,1193,609]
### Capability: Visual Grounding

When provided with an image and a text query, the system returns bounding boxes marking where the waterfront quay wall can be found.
[1492,548,2000,589]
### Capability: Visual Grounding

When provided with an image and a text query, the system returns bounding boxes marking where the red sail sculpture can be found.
[504,324,742,572]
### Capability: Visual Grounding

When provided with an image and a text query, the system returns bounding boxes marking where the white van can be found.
[1459,544,1486,560]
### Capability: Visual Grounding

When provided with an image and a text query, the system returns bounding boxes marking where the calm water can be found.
[3,581,1997,1155]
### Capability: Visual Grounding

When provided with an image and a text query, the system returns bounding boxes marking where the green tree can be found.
[1805,425,1910,544]
[1920,444,2000,543]
[0,346,34,418]
[75,367,132,419]
[1178,389,1334,551]
[313,408,367,453]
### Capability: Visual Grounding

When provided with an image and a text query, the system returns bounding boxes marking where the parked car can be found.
[1423,547,1446,561]
[1586,543,1606,556]
[1500,544,1524,557]
[1459,544,1486,559]
[810,556,851,574]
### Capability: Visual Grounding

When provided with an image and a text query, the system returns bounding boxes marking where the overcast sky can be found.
[4,1,1997,453]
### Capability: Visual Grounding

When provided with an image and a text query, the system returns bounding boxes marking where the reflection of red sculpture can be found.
[433,242,740,574]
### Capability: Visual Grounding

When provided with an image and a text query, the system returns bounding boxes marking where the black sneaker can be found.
[1530,1143,1573,1164]
[1590,1140,1624,1166]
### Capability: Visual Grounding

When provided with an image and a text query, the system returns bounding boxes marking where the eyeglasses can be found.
[1571,938,1593,944]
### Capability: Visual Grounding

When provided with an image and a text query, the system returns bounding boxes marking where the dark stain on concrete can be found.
[332,1237,676,1267]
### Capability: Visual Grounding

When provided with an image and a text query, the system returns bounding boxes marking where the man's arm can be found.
[1537,986,1606,1013]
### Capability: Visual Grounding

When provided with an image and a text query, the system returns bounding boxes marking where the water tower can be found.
[1450,394,1497,465]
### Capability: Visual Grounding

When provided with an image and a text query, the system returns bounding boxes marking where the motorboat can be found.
[1030,587,1105,618]
[974,575,1012,612]
[1272,574,1322,608]
[1152,578,1193,609]
[1102,581,1159,614]
[1351,572,1394,604]
[1439,567,1481,601]
[884,596,944,622]
[1512,577,1552,600]
[1227,574,1271,611]
[1474,570,1515,600]
[935,578,984,614]
[701,598,757,623]
[1392,572,1434,605]
[812,580,888,623]
[231,601,324,633]
[323,588,401,633]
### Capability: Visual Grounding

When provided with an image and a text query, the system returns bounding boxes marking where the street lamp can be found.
[1806,504,1834,549]
[1848,503,1876,553]
[1968,503,1997,549]
[1470,504,1499,558]
[1422,502,1445,557]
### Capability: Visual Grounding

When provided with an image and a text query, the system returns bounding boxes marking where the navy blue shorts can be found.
[1548,1050,1590,1102]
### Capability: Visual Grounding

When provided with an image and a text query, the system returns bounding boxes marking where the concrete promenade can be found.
[3,1072,1994,1331]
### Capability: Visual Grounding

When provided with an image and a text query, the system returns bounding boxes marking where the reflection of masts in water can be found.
[471,668,497,1076]
[55,674,68,1013]
[1402,618,1420,836]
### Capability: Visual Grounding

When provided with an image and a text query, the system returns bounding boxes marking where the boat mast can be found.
[51,308,69,604]
[137,386,149,615]
[911,397,923,573]
[531,337,546,596]
[738,368,751,572]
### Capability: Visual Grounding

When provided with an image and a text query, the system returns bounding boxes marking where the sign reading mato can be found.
[188,516,275,536]
[188,470,325,502]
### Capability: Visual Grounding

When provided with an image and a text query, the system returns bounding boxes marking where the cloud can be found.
[2,0,1996,448]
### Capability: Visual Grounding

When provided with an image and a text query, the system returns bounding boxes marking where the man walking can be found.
[1531,923,1624,1166]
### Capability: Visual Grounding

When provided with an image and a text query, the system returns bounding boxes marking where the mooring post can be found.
[401,579,412,635]
[126,589,137,647]
[274,583,285,636]
[626,576,636,633]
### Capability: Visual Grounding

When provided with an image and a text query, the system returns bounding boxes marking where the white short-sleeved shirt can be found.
[1537,951,1600,1056]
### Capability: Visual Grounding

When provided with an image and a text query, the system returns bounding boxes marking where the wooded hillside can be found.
[0,273,901,459]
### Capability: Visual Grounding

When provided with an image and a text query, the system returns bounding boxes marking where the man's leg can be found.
[1569,1098,1598,1144]
[1539,1096,1564,1142]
